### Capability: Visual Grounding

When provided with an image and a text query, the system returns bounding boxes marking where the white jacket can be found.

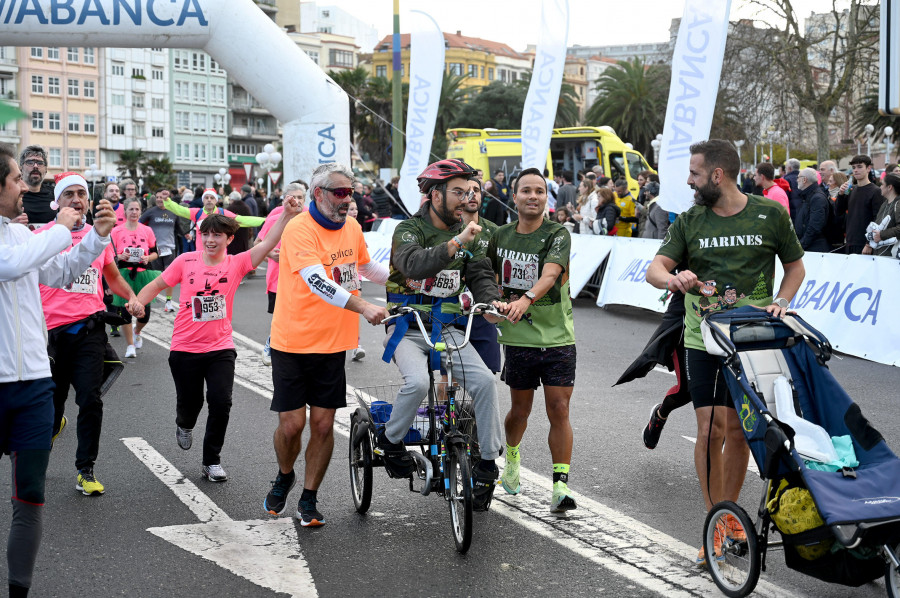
[0,218,111,383]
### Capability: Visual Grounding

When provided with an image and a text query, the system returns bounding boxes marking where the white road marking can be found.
[122,436,317,598]
[140,312,796,597]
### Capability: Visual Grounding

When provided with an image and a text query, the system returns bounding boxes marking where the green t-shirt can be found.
[386,214,491,301]
[656,194,805,350]
[487,219,575,347]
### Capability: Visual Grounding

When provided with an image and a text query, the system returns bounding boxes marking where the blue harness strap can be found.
[382,292,460,369]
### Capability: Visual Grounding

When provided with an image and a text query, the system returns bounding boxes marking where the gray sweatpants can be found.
[383,329,502,460]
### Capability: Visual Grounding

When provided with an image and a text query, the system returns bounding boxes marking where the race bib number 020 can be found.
[420,269,460,298]
[330,262,360,292]
[501,258,538,290]
[63,267,99,294]
[191,295,226,322]
[125,247,144,263]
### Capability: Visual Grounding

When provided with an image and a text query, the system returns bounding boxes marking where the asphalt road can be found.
[2,272,898,598]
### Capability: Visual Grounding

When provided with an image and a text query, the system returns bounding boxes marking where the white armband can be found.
[299,264,352,309]
[359,260,389,285]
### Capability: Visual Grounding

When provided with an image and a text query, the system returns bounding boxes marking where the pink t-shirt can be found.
[161,251,254,353]
[108,202,126,226]
[257,206,284,294]
[111,223,157,271]
[763,185,790,214]
[36,222,115,331]
[188,207,237,226]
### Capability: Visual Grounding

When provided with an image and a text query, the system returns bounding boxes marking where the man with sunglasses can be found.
[263,164,389,527]
[19,146,56,226]
[377,159,505,511]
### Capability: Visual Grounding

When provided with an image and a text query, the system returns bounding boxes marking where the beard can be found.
[434,197,461,227]
[692,179,722,208]
[318,197,348,223]
[26,170,43,186]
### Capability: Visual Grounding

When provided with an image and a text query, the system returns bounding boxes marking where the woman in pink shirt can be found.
[254,182,307,365]
[110,199,160,358]
[136,198,301,482]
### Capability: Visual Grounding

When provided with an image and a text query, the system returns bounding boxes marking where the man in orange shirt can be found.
[262,163,389,527]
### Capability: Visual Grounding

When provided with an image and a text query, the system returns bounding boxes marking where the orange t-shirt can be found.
[270,212,370,354]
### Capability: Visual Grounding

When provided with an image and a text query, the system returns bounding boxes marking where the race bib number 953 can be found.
[192,295,226,322]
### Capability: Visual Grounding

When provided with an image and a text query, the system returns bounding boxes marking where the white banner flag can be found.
[596,238,668,313]
[398,10,445,215]
[657,0,733,214]
[568,234,615,297]
[520,0,569,172]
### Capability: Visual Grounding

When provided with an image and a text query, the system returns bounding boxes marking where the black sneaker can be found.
[375,429,414,477]
[643,403,667,450]
[109,326,120,337]
[296,498,325,527]
[472,461,499,511]
[264,470,296,516]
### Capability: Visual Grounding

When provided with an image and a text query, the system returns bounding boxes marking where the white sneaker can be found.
[261,348,271,366]
[202,464,228,482]
[352,346,366,361]
[125,345,136,358]
[133,334,143,349]
[164,300,175,312]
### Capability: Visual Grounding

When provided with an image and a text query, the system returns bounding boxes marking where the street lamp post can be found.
[84,163,102,202]
[865,123,875,156]
[255,144,282,198]
[650,138,661,168]
[884,126,894,166]
[734,139,745,170]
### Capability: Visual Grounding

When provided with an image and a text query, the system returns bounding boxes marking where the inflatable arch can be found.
[0,0,350,183]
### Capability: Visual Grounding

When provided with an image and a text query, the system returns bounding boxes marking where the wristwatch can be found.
[773,297,789,309]
[524,290,536,304]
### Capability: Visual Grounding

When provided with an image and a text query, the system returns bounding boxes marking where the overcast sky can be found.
[332,0,856,52]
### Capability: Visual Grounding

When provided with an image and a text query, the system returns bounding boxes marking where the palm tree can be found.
[116,149,146,181]
[432,71,468,158]
[329,66,370,146]
[585,58,670,157]
[144,156,176,191]
[853,93,900,147]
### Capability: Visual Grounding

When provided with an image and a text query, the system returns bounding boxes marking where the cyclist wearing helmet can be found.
[378,159,506,510]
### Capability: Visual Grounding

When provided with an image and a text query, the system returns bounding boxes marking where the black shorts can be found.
[684,347,732,409]
[267,291,277,314]
[501,344,576,390]
[152,252,176,272]
[270,348,347,411]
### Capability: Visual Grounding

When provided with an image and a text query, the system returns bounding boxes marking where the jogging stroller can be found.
[699,306,900,597]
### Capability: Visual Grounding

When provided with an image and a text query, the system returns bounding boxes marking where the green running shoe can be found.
[550,481,576,513]
[500,459,520,495]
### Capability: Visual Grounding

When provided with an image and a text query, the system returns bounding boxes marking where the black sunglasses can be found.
[322,187,354,199]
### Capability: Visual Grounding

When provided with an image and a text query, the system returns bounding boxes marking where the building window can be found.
[67,47,78,62]
[468,64,478,77]
[192,112,207,132]
[175,111,189,131]
[112,93,125,106]
[191,52,207,71]
[68,149,80,168]
[211,84,225,105]
[111,64,124,76]
[152,68,163,81]
[67,114,80,133]
[132,67,144,79]
[84,115,95,134]
[83,80,95,98]
[48,112,61,131]
[210,58,223,73]
[151,97,164,110]
[375,65,387,78]
[47,47,59,60]
[328,49,354,68]
[133,123,145,137]
[192,82,206,103]
[481,66,485,78]
[84,150,96,166]
[83,48,95,64]
[152,127,164,138]
[30,47,42,59]
[67,79,79,96]
[112,123,125,135]
[449,63,464,75]
[48,148,61,168]
[175,143,183,160]
[31,75,43,94]
[211,114,225,133]
[304,50,319,64]
[488,67,494,81]
[132,93,145,108]
[48,77,60,95]
[213,145,225,162]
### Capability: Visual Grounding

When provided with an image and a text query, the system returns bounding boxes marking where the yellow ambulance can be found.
[445,126,655,197]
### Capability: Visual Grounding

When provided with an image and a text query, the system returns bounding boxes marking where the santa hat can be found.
[201,188,218,200]
[51,172,88,210]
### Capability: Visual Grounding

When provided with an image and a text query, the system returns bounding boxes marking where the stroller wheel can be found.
[886,542,900,598]
[704,501,760,598]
